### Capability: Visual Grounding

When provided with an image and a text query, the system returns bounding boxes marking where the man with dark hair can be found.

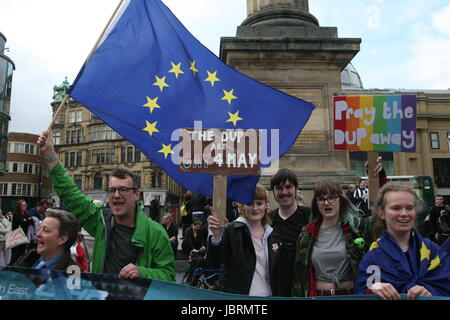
[429,195,449,244]
[28,199,49,221]
[354,179,370,215]
[36,130,175,281]
[268,168,310,297]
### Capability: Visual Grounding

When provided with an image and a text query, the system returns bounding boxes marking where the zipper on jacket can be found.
[101,211,108,272]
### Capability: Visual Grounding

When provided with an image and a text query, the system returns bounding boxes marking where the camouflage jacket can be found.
[291,214,374,297]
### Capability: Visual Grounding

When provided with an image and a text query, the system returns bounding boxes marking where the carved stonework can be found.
[244,0,317,27]
[52,77,70,102]
[247,0,309,15]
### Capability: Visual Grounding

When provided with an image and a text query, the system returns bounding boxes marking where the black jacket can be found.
[206,219,275,295]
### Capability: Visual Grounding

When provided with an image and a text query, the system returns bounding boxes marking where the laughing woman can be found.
[292,180,371,297]
[14,209,80,271]
[355,183,450,299]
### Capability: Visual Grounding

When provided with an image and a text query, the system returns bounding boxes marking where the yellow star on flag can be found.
[143,96,161,113]
[204,71,221,87]
[190,61,199,76]
[222,89,238,105]
[158,143,174,159]
[169,62,184,79]
[420,242,431,262]
[427,255,441,271]
[142,120,159,136]
[226,111,243,127]
[153,75,169,92]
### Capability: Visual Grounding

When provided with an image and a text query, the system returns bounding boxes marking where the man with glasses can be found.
[36,130,175,281]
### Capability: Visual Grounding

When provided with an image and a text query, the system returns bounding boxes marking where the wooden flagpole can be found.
[48,0,125,131]
[213,175,228,226]
[368,151,380,213]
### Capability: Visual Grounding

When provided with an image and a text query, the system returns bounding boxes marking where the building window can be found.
[0,183,8,195]
[13,143,35,155]
[53,131,61,145]
[151,171,161,188]
[69,110,83,123]
[133,171,142,188]
[91,125,118,141]
[448,132,450,150]
[430,132,440,149]
[433,158,450,188]
[93,173,102,190]
[127,146,133,162]
[74,175,82,189]
[121,146,141,163]
[66,129,82,144]
[90,148,115,164]
[11,183,32,196]
[135,148,141,162]
[11,163,34,174]
[64,151,82,167]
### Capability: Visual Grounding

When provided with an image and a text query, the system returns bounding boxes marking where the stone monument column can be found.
[247,0,309,16]
[221,0,361,201]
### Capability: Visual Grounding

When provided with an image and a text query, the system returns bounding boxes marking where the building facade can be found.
[0,132,52,212]
[49,80,184,219]
[0,32,14,177]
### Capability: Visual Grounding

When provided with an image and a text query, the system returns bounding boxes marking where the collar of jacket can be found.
[102,206,149,248]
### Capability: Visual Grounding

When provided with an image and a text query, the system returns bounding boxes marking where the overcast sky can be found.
[1,0,450,135]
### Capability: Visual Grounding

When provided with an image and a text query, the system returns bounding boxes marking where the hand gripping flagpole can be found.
[48,0,126,131]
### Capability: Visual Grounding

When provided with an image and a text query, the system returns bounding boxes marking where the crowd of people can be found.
[0,130,449,300]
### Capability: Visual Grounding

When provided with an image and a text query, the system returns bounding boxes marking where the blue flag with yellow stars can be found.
[355,229,450,297]
[68,0,315,204]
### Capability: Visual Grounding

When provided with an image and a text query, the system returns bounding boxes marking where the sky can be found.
[1,0,450,135]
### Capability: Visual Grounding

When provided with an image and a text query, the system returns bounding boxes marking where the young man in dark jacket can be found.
[27,199,49,221]
[268,168,310,297]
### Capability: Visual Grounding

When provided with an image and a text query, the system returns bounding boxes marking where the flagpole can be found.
[47,0,125,131]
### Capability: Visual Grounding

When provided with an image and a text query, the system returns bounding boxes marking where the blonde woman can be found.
[356,183,450,299]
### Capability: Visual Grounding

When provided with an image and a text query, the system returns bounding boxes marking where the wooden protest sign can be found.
[179,128,261,224]
[367,152,380,210]
[334,95,417,211]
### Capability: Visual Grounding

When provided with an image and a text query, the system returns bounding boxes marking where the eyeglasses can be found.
[317,195,338,204]
[107,187,136,195]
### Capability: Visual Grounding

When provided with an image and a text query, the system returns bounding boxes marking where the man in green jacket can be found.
[37,130,175,282]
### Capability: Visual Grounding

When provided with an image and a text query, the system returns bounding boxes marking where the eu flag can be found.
[68,0,315,204]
